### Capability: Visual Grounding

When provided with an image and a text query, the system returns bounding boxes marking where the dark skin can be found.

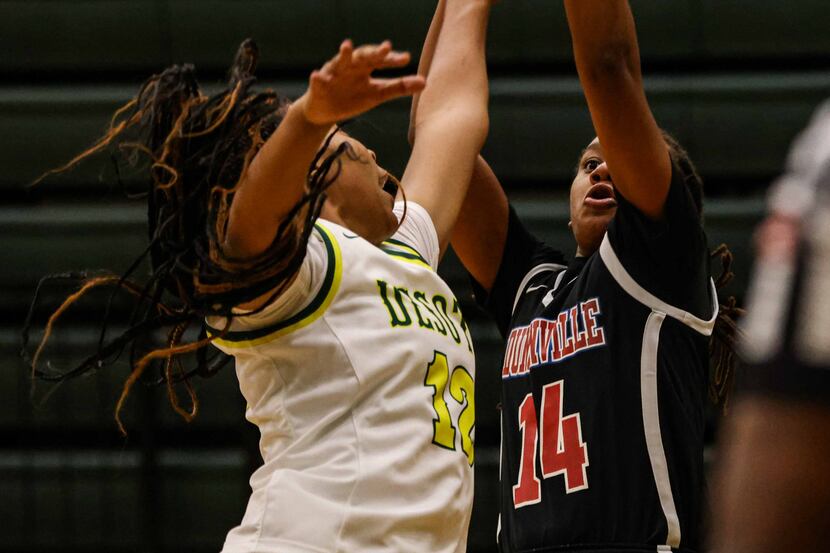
[450,0,672,292]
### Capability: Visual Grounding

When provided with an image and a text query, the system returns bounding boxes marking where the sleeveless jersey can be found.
[476,164,717,553]
[208,203,475,553]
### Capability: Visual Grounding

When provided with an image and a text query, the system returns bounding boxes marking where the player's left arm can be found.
[564,0,671,220]
[403,0,491,255]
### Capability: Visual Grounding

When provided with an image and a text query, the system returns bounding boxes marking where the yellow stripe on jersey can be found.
[380,239,433,271]
[207,223,342,348]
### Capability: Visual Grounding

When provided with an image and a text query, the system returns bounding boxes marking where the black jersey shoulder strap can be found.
[599,234,718,336]
[510,262,567,315]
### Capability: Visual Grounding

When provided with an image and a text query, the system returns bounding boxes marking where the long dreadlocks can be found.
[22,39,351,434]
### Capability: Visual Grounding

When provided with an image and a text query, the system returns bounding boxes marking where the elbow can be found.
[579,40,640,85]
[474,113,489,150]
[407,124,416,147]
[222,223,269,261]
[221,232,248,261]
[458,108,489,150]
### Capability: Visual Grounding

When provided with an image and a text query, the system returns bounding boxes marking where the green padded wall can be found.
[2,1,829,551]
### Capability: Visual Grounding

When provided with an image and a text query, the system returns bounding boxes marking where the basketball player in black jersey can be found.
[708,102,830,553]
[449,1,740,552]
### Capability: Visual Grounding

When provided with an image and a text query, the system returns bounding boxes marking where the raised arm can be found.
[408,0,446,145]
[450,156,509,291]
[564,0,671,220]
[409,0,505,288]
[403,0,491,254]
[223,41,424,259]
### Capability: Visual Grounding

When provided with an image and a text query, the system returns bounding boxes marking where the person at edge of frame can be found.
[708,100,830,553]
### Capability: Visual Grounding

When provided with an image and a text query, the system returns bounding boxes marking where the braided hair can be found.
[22,39,351,434]
[662,131,745,411]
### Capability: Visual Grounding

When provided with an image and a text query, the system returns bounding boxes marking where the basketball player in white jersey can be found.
[207,1,492,552]
[27,1,489,550]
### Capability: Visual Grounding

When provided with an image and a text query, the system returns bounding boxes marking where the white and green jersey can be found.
[208,203,475,553]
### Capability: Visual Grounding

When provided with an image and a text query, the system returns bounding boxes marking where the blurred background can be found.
[1,1,829,551]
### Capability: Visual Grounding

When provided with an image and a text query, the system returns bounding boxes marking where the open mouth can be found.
[382,174,400,198]
[584,183,617,208]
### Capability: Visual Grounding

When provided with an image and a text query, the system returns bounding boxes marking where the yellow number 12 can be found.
[424,351,475,465]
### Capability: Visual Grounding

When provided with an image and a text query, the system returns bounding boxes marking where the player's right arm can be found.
[407,0,506,289]
[223,41,425,260]
[403,0,491,256]
[564,0,671,220]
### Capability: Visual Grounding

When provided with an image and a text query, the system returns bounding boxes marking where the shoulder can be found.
[206,223,342,349]
[391,201,440,269]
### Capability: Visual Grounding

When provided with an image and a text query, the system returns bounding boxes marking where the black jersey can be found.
[740,101,830,401]
[475,164,716,553]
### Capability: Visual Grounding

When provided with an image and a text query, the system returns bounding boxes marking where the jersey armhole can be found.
[599,234,718,335]
[206,223,343,349]
[510,263,567,315]
[390,201,440,269]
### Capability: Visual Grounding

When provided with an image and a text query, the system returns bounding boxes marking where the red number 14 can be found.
[513,380,589,508]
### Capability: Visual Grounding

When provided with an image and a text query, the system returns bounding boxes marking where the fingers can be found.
[377,50,412,70]
[347,40,413,72]
[372,75,427,102]
[352,40,392,66]
[332,39,354,73]
[309,69,332,87]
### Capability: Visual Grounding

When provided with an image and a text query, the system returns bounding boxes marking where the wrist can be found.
[290,94,333,129]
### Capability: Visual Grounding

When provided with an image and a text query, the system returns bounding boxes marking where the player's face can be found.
[569,138,618,256]
[319,131,400,245]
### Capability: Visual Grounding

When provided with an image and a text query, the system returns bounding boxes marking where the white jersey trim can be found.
[393,201,440,269]
[641,311,681,549]
[599,234,718,336]
[511,263,567,316]
[207,223,343,348]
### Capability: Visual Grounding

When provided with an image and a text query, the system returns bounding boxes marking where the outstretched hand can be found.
[300,40,426,126]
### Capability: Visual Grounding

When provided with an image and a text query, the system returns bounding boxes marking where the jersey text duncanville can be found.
[502,298,606,379]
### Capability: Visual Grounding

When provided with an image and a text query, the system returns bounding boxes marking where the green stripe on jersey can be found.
[207,223,342,348]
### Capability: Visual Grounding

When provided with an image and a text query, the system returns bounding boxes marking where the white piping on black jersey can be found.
[525,284,548,293]
[542,273,578,307]
[599,235,718,335]
[512,263,567,315]
[599,234,718,550]
[496,409,503,545]
[641,311,681,549]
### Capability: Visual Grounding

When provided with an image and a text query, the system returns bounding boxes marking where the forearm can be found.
[564,0,669,219]
[414,0,490,139]
[409,0,447,145]
[451,155,508,292]
[564,0,641,83]
[224,96,331,259]
[402,0,491,251]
